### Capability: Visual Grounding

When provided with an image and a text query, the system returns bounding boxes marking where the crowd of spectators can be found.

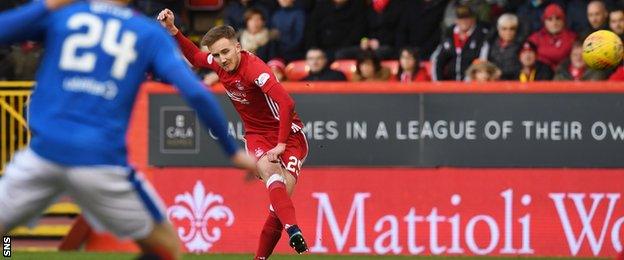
[4,0,624,83]
[212,0,624,83]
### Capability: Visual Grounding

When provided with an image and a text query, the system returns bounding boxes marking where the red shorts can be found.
[244,131,309,179]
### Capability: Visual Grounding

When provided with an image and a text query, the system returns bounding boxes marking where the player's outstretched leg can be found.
[286,224,308,254]
[65,167,181,260]
[254,211,282,260]
[257,156,308,254]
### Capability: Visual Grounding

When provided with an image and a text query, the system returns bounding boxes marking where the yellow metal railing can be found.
[0,81,33,174]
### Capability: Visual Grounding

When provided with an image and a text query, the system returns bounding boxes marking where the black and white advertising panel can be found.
[149,93,624,167]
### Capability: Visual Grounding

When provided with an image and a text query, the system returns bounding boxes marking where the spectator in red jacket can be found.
[396,47,430,82]
[528,3,577,70]
[608,65,624,80]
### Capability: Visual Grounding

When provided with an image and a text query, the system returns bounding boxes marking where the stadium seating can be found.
[330,59,357,81]
[381,60,399,75]
[284,60,309,81]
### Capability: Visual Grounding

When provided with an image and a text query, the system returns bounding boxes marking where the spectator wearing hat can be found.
[465,59,502,82]
[440,0,497,31]
[267,58,287,82]
[488,13,523,80]
[609,9,624,41]
[528,3,577,70]
[581,0,610,38]
[554,41,610,81]
[515,41,553,81]
[517,0,564,40]
[302,48,347,81]
[430,4,490,81]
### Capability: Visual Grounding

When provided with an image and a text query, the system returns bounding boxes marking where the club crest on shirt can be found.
[207,54,214,64]
[254,73,270,87]
[235,80,245,90]
[254,148,264,158]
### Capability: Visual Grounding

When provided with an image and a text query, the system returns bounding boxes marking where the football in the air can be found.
[582,30,624,70]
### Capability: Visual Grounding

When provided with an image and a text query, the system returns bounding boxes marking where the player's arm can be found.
[158,9,217,70]
[173,31,214,68]
[0,0,73,44]
[150,28,256,171]
[254,67,296,163]
[267,86,295,145]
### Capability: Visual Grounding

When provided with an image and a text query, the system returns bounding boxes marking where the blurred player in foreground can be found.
[0,1,257,259]
[158,9,309,258]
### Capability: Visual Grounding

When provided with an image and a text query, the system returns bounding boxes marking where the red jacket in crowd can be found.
[609,66,624,81]
[528,28,577,69]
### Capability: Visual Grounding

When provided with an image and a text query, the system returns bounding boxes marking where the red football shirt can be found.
[174,32,303,143]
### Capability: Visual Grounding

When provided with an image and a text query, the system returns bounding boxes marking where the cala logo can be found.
[167,181,234,252]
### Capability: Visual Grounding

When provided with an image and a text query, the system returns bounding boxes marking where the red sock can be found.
[267,180,298,228]
[254,211,282,260]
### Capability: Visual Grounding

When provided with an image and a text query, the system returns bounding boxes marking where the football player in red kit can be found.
[158,9,309,258]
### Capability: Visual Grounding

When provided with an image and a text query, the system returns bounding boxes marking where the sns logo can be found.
[254,73,270,87]
[3,236,10,257]
[167,181,234,253]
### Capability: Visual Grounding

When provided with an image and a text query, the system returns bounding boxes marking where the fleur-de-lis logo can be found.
[167,181,234,253]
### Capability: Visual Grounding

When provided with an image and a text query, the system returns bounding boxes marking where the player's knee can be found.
[257,156,281,180]
[265,173,286,189]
